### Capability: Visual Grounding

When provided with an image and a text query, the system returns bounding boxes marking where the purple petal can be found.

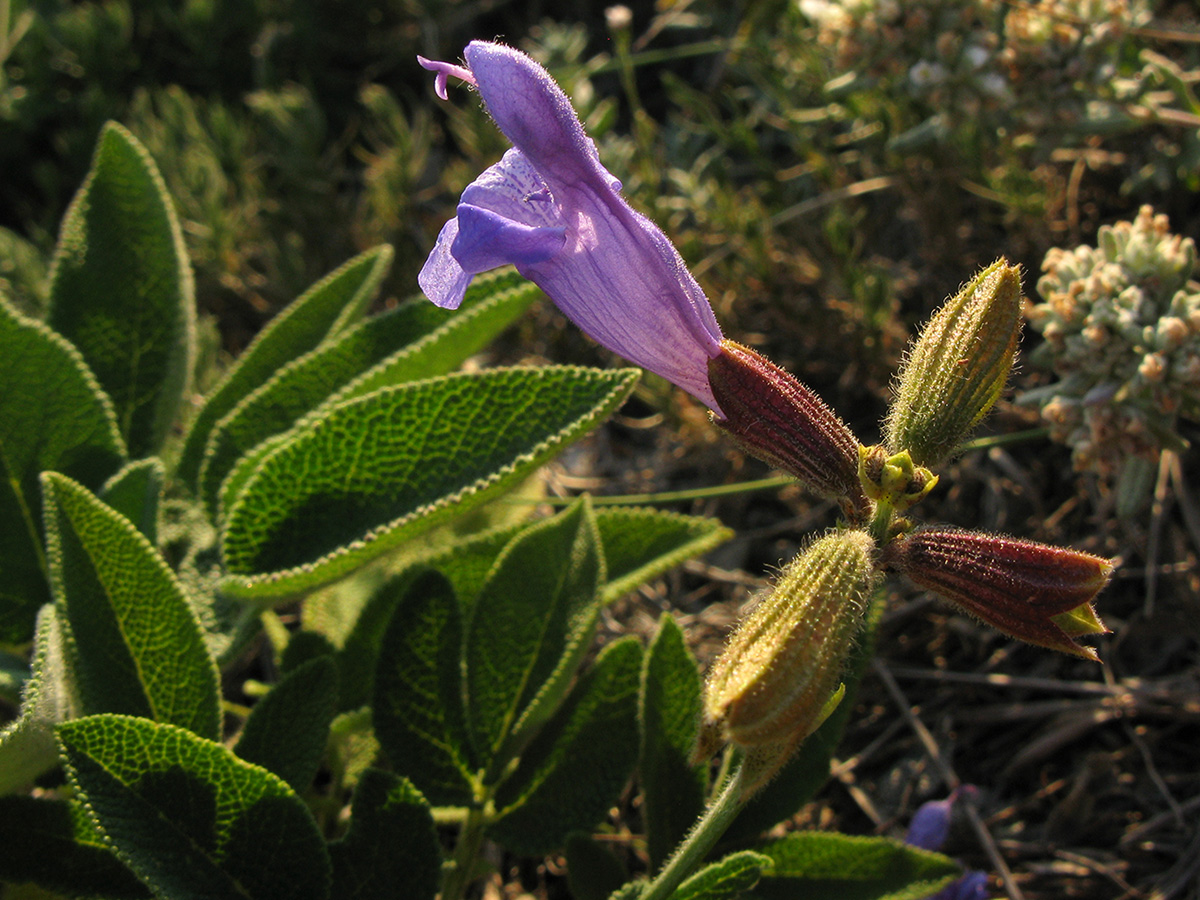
[452,204,565,273]
[464,41,609,192]
[462,149,564,229]
[906,798,953,851]
[418,217,473,309]
[929,871,990,900]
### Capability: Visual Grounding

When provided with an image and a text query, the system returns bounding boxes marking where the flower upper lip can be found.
[417,41,724,412]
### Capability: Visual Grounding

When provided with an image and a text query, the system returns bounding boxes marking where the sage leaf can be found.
[42,473,220,740]
[47,122,194,458]
[58,714,332,900]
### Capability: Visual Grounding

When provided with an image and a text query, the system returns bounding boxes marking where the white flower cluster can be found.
[1022,206,1200,477]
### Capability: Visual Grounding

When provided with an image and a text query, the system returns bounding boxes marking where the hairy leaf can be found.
[234,656,338,792]
[0,605,76,794]
[329,770,441,900]
[218,366,637,601]
[58,715,331,900]
[465,498,603,768]
[640,614,706,871]
[177,246,393,487]
[42,473,220,740]
[0,298,124,641]
[751,832,960,900]
[47,122,194,458]
[489,638,642,855]
[372,570,474,806]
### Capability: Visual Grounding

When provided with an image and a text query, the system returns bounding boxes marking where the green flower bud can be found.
[886,259,1023,467]
[704,530,877,783]
[708,340,868,517]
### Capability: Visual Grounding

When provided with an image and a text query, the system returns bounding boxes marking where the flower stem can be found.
[640,756,748,900]
[441,801,489,900]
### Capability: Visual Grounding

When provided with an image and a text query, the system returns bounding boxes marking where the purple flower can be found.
[906,788,991,900]
[418,42,724,411]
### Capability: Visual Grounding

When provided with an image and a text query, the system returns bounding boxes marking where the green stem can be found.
[641,757,748,900]
[441,802,490,900]
[533,475,794,507]
[867,497,895,546]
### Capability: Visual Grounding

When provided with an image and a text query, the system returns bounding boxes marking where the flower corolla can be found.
[418,41,724,411]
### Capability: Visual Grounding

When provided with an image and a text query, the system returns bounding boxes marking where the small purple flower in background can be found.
[418,41,725,412]
[906,787,990,900]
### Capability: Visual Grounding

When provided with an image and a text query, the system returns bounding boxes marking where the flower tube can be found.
[418,42,724,411]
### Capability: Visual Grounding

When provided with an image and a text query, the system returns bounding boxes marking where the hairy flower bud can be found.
[708,340,868,516]
[886,260,1023,467]
[705,530,876,771]
[883,527,1112,660]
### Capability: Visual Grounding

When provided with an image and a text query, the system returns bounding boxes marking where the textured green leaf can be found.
[329,769,441,900]
[199,301,450,511]
[100,458,164,543]
[279,630,337,673]
[234,656,338,791]
[0,795,149,898]
[640,614,706,871]
[750,833,960,900]
[177,246,393,488]
[208,276,539,516]
[219,366,638,601]
[566,833,629,900]
[0,605,76,794]
[598,508,733,604]
[322,276,539,405]
[489,637,642,855]
[466,498,604,769]
[0,298,125,642]
[42,472,220,740]
[725,596,882,844]
[372,569,474,806]
[47,121,195,458]
[57,714,332,900]
[672,850,772,900]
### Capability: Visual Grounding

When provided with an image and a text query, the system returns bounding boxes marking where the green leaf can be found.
[57,714,332,900]
[372,569,474,806]
[329,769,441,900]
[218,366,638,601]
[279,630,337,673]
[672,850,772,900]
[0,225,49,317]
[465,498,604,769]
[198,301,449,511]
[100,458,164,543]
[47,121,195,458]
[0,298,125,642]
[489,637,642,855]
[206,276,539,515]
[234,656,338,792]
[566,833,629,900]
[0,795,149,898]
[177,246,393,488]
[42,472,220,740]
[750,833,960,900]
[323,275,540,405]
[640,614,706,871]
[725,596,882,844]
[0,605,76,794]
[598,507,733,604]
